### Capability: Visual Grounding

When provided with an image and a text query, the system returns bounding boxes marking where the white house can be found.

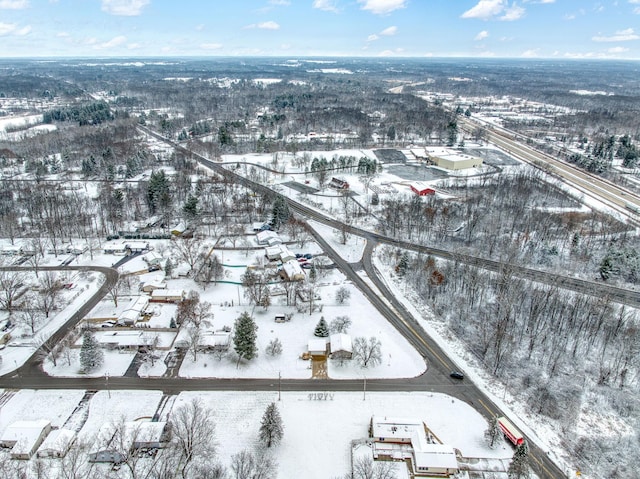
[280,259,305,282]
[126,241,150,253]
[125,421,168,450]
[150,289,185,303]
[104,242,128,255]
[0,420,52,460]
[256,230,280,245]
[371,416,458,477]
[198,332,232,352]
[117,296,150,326]
[37,428,76,458]
[142,251,163,266]
[330,333,353,359]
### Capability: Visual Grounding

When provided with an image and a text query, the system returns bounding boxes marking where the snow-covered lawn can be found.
[0,389,513,478]
[43,349,137,378]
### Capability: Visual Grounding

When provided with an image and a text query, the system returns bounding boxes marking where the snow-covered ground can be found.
[0,389,513,478]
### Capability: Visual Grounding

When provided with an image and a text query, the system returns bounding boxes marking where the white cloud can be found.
[195,24,204,31]
[15,25,30,35]
[244,21,280,30]
[0,0,28,9]
[201,42,223,50]
[0,22,17,35]
[358,0,406,15]
[378,47,405,56]
[313,0,339,13]
[367,25,397,42]
[592,28,640,42]
[500,4,525,20]
[523,0,554,3]
[634,7,640,14]
[56,31,70,38]
[521,48,539,57]
[608,46,629,53]
[0,21,30,35]
[380,26,397,36]
[269,0,290,5]
[461,0,505,19]
[101,0,150,16]
[98,35,127,48]
[475,30,489,40]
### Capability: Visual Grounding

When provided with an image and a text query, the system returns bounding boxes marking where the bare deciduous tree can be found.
[353,337,382,369]
[170,398,217,477]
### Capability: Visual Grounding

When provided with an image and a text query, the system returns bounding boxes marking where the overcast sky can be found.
[1,0,640,59]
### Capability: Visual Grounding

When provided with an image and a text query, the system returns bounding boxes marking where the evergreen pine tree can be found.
[233,312,258,362]
[259,402,284,448]
[485,416,501,448]
[508,442,530,479]
[397,252,409,276]
[183,195,199,220]
[314,317,329,338]
[164,258,174,277]
[79,330,104,372]
[271,195,290,230]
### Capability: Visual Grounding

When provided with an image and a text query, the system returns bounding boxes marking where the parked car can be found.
[148,264,161,272]
[450,371,464,380]
[303,253,313,259]
[301,263,313,269]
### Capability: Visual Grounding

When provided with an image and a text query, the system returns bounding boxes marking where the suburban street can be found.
[0,125,623,478]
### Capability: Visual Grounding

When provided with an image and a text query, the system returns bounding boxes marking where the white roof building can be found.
[371,416,458,477]
[256,230,280,245]
[0,420,52,459]
[117,296,150,326]
[281,259,305,281]
[308,338,327,356]
[330,333,353,358]
[37,428,76,458]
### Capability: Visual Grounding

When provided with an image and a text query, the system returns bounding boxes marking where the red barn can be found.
[409,182,435,196]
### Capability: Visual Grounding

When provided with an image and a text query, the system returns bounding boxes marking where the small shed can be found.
[37,428,76,458]
[308,338,328,357]
[171,221,187,236]
[409,182,436,196]
[330,333,353,359]
[0,420,52,460]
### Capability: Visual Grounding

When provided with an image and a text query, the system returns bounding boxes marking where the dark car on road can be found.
[450,371,464,380]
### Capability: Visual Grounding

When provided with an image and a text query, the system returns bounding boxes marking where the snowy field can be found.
[0,389,513,478]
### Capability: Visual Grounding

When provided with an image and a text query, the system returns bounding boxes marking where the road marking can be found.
[478,399,496,417]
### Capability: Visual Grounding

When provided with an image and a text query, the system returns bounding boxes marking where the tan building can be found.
[425,147,483,171]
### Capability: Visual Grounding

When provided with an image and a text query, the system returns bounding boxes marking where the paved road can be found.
[137,127,573,477]
[0,265,119,378]
[458,116,640,221]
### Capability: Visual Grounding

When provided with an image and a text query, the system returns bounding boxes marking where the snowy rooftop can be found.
[37,428,76,455]
[330,333,352,353]
[0,419,51,456]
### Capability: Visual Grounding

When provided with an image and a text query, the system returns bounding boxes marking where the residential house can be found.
[329,333,353,360]
[37,428,76,458]
[0,420,52,460]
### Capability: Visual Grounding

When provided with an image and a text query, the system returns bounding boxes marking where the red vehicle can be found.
[497,417,525,446]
